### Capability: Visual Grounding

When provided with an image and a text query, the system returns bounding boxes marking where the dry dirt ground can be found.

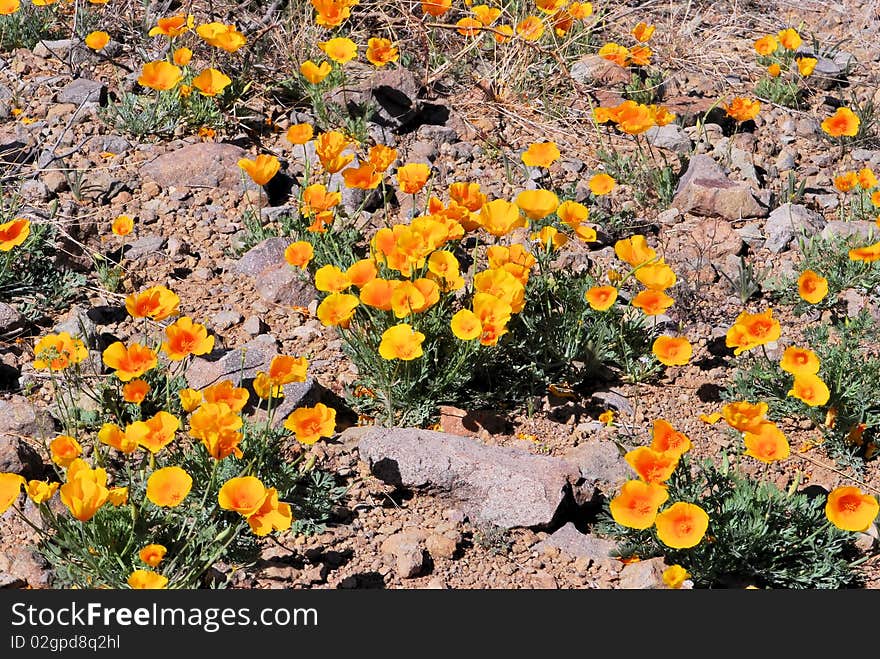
[2,0,880,589]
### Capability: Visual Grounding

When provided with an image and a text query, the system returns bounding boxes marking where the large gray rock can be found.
[254,263,318,307]
[618,556,668,589]
[354,426,581,529]
[534,523,617,565]
[56,78,106,106]
[569,54,631,86]
[232,237,289,278]
[671,154,767,220]
[763,203,825,253]
[0,302,25,338]
[139,142,256,191]
[563,441,628,494]
[821,220,877,242]
[646,124,691,155]
[185,334,278,390]
[0,396,52,478]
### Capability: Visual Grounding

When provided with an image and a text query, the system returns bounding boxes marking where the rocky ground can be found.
[2,0,880,589]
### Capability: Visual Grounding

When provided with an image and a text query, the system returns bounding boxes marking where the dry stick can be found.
[793,449,880,496]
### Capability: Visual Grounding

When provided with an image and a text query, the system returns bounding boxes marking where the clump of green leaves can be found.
[765,232,880,316]
[597,147,682,209]
[597,455,864,588]
[725,311,880,468]
[0,216,86,326]
[0,2,62,50]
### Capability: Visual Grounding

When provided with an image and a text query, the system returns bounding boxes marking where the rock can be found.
[19,179,49,202]
[645,124,691,155]
[590,389,633,415]
[821,220,877,242]
[380,530,425,578]
[270,377,324,426]
[570,54,631,86]
[0,396,53,478]
[775,150,797,171]
[254,263,318,307]
[232,237,289,278]
[212,310,242,331]
[665,217,744,281]
[809,51,856,90]
[125,234,166,260]
[185,334,278,390]
[671,154,767,220]
[763,203,825,253]
[426,533,458,560]
[618,556,667,589]
[53,304,98,346]
[563,442,628,494]
[0,547,51,588]
[534,523,617,565]
[56,78,106,105]
[42,170,68,193]
[79,170,124,202]
[437,405,509,438]
[329,67,423,130]
[530,570,558,589]
[354,426,581,529]
[139,142,256,191]
[0,302,26,338]
[242,315,265,336]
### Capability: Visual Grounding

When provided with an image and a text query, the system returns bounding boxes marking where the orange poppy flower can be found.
[825,486,880,532]
[654,502,709,549]
[0,218,30,251]
[138,61,182,91]
[624,446,679,484]
[146,466,192,507]
[609,480,669,530]
[585,285,618,311]
[614,234,656,267]
[521,141,560,168]
[318,36,357,65]
[652,335,692,366]
[50,435,82,468]
[316,292,359,327]
[148,14,194,38]
[378,323,426,360]
[479,199,527,236]
[397,163,431,194]
[173,47,192,66]
[650,419,691,456]
[315,131,354,173]
[725,308,781,355]
[311,0,353,28]
[125,285,180,320]
[516,189,560,220]
[821,107,860,138]
[796,56,817,76]
[451,309,482,340]
[127,411,179,454]
[192,68,232,97]
[635,261,676,290]
[139,544,167,568]
[162,316,214,361]
[849,241,880,262]
[777,28,801,50]
[98,423,138,453]
[632,289,674,316]
[196,22,247,53]
[743,421,790,463]
[122,379,150,404]
[0,0,20,14]
[631,21,655,42]
[779,346,820,376]
[599,42,629,67]
[219,476,267,516]
[588,173,616,196]
[190,402,243,459]
[102,342,158,382]
[238,154,280,186]
[283,402,337,444]
[724,97,760,122]
[33,332,88,371]
[788,373,831,407]
[300,60,332,84]
[59,460,109,522]
[516,15,545,40]
[421,0,451,16]
[753,35,778,56]
[662,565,690,589]
[797,270,828,304]
[26,479,59,505]
[112,215,134,237]
[722,400,768,433]
[246,487,292,536]
[84,31,110,50]
[366,37,398,66]
[285,241,314,270]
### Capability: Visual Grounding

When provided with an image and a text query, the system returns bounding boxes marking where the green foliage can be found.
[0,2,62,50]
[716,255,768,305]
[623,68,664,106]
[101,90,181,139]
[755,76,802,109]
[724,311,880,467]
[36,416,344,589]
[0,217,86,325]
[597,146,682,209]
[597,456,863,588]
[765,232,880,316]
